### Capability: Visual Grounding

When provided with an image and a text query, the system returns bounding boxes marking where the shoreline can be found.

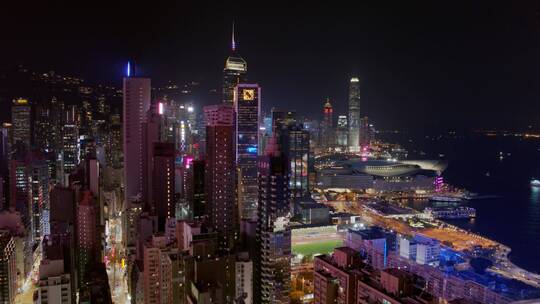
[385,196,540,287]
[439,218,540,288]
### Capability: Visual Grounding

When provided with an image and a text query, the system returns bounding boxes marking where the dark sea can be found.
[381,132,540,274]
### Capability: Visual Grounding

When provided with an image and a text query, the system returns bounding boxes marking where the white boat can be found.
[429,195,462,202]
[531,179,540,187]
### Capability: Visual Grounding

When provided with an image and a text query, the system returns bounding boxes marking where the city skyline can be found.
[2,2,540,131]
[2,3,540,304]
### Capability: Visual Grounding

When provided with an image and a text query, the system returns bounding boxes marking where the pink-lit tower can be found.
[123,62,151,208]
[203,105,236,251]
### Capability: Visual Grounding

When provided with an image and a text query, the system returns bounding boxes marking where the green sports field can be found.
[292,239,343,257]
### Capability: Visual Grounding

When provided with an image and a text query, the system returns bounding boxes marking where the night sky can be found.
[2,1,540,131]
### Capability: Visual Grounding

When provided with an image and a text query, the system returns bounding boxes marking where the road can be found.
[106,215,130,304]
[15,242,41,303]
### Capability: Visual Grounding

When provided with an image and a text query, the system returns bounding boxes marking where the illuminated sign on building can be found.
[242,89,255,101]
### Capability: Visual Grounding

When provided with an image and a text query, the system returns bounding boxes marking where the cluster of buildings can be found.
[2,24,532,304]
[116,25,384,304]
[311,227,515,304]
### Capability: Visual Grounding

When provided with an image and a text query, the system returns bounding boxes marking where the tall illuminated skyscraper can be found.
[337,115,348,149]
[123,64,151,206]
[204,105,236,251]
[223,23,247,105]
[235,84,260,220]
[280,124,310,200]
[62,106,79,176]
[348,77,361,152]
[254,135,291,304]
[321,98,334,150]
[11,98,31,148]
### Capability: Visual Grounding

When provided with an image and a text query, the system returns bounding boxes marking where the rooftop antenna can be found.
[231,21,236,52]
[126,61,131,77]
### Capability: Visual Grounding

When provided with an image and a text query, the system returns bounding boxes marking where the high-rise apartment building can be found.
[204,105,236,251]
[152,142,175,230]
[76,191,97,285]
[38,259,72,304]
[254,136,291,304]
[143,235,173,304]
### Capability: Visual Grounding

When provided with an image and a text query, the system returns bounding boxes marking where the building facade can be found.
[123,75,151,206]
[235,84,260,220]
[204,105,236,251]
[254,136,291,304]
[348,77,360,152]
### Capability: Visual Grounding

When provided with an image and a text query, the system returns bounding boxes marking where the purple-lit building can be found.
[123,69,151,207]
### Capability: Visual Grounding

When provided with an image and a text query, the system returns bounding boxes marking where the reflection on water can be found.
[531,187,540,203]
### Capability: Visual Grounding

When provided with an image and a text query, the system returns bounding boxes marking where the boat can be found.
[424,207,476,220]
[531,179,540,187]
[429,195,463,203]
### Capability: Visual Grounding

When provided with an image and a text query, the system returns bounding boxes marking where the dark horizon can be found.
[2,2,540,131]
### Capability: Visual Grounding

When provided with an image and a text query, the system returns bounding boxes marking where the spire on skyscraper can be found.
[126,61,131,77]
[231,21,236,51]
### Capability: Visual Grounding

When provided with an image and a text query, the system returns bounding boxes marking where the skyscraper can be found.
[29,153,50,241]
[76,191,96,286]
[254,136,291,304]
[280,124,310,200]
[142,103,161,209]
[204,105,236,251]
[337,115,348,149]
[152,142,175,230]
[235,84,260,220]
[188,160,206,219]
[11,98,31,148]
[62,106,79,177]
[359,116,371,150]
[321,98,334,150]
[9,150,32,242]
[348,77,361,152]
[123,68,151,206]
[223,23,247,106]
[271,108,296,133]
